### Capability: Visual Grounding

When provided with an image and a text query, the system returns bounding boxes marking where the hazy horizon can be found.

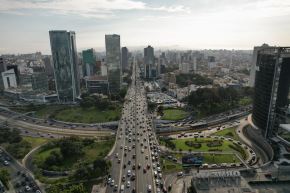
[1,0,290,54]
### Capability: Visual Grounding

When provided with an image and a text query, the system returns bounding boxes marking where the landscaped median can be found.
[213,127,240,141]
[30,136,114,191]
[0,127,50,160]
[161,107,189,121]
[159,136,248,167]
[11,96,122,124]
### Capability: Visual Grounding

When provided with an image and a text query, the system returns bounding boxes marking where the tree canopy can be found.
[176,73,213,87]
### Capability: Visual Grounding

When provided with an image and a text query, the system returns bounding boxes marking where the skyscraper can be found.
[82,48,96,77]
[249,44,270,87]
[105,34,122,93]
[252,47,290,138]
[144,45,155,79]
[49,30,80,102]
[0,57,5,73]
[121,47,128,72]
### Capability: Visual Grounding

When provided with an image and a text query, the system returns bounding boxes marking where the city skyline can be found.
[1,0,290,54]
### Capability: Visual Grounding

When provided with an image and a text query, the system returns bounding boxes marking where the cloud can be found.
[0,0,190,18]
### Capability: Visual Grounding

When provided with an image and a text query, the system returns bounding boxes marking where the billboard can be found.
[182,155,203,167]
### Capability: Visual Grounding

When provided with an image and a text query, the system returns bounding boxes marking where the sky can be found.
[0,0,290,54]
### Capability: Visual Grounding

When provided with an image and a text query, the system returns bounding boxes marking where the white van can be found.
[120,184,124,192]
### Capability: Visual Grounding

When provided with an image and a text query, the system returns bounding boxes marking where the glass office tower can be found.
[121,47,128,72]
[144,45,154,79]
[49,30,80,102]
[82,48,96,77]
[105,34,122,94]
[252,47,290,138]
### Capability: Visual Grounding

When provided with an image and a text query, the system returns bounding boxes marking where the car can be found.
[131,173,136,181]
[143,168,147,173]
[147,185,152,192]
[138,163,141,169]
[114,185,118,191]
[110,179,115,186]
[177,172,183,177]
[122,175,126,182]
[3,160,9,166]
[126,181,131,188]
[155,179,160,185]
[25,185,31,191]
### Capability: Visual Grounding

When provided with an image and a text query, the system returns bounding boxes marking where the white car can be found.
[25,186,31,191]
[147,185,152,192]
[126,181,130,188]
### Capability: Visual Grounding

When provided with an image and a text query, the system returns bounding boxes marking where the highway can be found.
[107,60,161,193]
[0,147,44,193]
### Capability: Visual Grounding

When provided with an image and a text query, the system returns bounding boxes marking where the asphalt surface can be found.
[0,147,43,193]
[107,60,161,193]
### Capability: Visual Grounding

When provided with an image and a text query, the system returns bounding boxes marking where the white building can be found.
[101,62,108,76]
[2,69,17,89]
[179,60,197,74]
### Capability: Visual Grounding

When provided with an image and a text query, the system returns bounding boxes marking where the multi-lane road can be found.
[107,61,162,193]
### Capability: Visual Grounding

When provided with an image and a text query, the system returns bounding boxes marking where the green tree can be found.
[80,96,95,109]
[147,102,157,112]
[157,105,164,116]
[93,158,110,176]
[119,88,128,99]
[44,150,63,166]
[0,169,10,189]
[47,184,86,193]
[59,137,84,157]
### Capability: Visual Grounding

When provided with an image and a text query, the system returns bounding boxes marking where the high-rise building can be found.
[105,34,122,93]
[49,30,80,102]
[0,57,5,73]
[121,47,128,72]
[43,56,54,77]
[249,44,270,87]
[2,69,17,89]
[144,45,155,79]
[0,57,5,90]
[6,65,19,84]
[252,47,290,138]
[82,48,96,77]
[207,56,217,70]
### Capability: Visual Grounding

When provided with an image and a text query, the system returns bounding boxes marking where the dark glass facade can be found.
[144,46,155,79]
[49,30,80,102]
[105,34,122,94]
[121,47,128,72]
[82,48,96,76]
[252,47,290,138]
